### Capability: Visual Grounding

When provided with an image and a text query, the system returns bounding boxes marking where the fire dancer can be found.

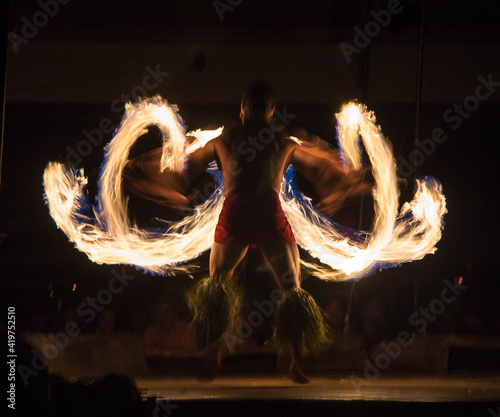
[184,81,371,383]
[44,85,447,376]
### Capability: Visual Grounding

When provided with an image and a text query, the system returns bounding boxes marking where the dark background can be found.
[1,0,500,335]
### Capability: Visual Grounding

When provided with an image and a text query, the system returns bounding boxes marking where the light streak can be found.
[283,103,446,280]
[186,127,224,154]
[43,98,446,279]
[44,96,224,275]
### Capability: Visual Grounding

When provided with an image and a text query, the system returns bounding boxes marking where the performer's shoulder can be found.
[217,121,242,146]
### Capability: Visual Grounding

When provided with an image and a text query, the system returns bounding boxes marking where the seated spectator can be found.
[127,305,149,335]
[57,303,83,334]
[323,297,345,335]
[96,308,117,334]
[29,305,57,333]
[143,300,194,348]
[359,298,388,352]
[167,319,195,348]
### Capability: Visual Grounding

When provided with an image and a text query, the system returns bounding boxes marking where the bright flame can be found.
[282,103,446,280]
[44,96,225,275]
[43,98,446,279]
[186,127,224,154]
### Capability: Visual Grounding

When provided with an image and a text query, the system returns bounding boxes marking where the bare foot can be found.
[288,360,310,384]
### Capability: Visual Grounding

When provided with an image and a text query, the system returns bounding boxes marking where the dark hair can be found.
[241,80,275,120]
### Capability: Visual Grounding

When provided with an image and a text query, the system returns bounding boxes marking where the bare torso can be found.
[213,122,296,196]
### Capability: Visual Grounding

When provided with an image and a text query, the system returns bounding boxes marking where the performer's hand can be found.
[315,192,346,217]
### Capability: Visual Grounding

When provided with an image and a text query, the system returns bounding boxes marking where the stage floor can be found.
[136,372,500,402]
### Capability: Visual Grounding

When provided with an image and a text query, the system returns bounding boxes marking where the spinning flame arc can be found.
[43,97,446,280]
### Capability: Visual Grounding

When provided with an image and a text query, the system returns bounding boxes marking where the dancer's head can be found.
[240,80,275,123]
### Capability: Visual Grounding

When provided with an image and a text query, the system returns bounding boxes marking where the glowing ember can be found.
[43,97,446,279]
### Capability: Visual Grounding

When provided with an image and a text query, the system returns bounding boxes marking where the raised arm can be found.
[184,136,217,187]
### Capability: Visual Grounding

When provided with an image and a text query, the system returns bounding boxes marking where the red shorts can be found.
[214,190,295,246]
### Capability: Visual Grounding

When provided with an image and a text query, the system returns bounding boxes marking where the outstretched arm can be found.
[123,135,218,210]
[123,147,191,209]
[287,127,340,160]
[289,128,372,217]
[184,136,217,187]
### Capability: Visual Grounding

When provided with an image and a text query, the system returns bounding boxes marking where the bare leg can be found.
[197,242,248,381]
[259,242,310,384]
[259,242,300,291]
[209,242,249,277]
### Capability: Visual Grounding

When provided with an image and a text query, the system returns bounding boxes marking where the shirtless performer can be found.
[184,82,372,383]
[124,82,370,383]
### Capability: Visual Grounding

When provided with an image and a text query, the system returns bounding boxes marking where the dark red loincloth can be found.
[214,189,295,246]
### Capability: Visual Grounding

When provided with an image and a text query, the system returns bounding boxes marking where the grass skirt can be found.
[188,271,241,348]
[274,287,330,357]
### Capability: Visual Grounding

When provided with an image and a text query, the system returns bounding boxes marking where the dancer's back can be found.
[214,121,296,196]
